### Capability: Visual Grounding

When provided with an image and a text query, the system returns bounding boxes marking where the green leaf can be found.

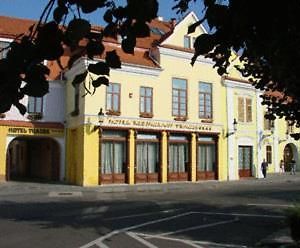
[86,41,105,59]
[187,21,201,34]
[133,21,150,38]
[14,102,27,115]
[126,0,158,22]
[105,50,121,69]
[122,35,136,54]
[0,97,12,113]
[22,81,49,97]
[72,71,88,86]
[88,62,110,76]
[194,34,215,54]
[53,6,68,23]
[104,10,113,23]
[191,34,216,66]
[66,19,91,43]
[79,0,106,13]
[92,76,109,88]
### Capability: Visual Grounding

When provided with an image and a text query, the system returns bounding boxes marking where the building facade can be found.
[0,13,299,185]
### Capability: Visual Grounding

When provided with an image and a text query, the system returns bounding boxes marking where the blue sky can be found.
[0,0,205,24]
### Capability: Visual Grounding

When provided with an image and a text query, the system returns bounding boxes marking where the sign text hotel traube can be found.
[101,118,213,132]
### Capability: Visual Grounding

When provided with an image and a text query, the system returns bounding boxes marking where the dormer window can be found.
[184,35,196,49]
[0,41,9,59]
[27,96,43,120]
[150,27,165,35]
[184,35,191,48]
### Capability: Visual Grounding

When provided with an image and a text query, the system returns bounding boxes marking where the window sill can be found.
[201,119,213,123]
[139,113,153,118]
[239,121,254,125]
[27,113,43,120]
[106,110,121,116]
[174,116,188,121]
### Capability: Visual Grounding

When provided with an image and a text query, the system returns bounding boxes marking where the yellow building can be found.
[0,13,299,185]
[63,12,300,186]
[0,17,66,182]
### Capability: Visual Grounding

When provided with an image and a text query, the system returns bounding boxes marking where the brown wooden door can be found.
[197,143,217,180]
[101,171,126,184]
[100,141,127,184]
[168,143,189,182]
[284,144,293,171]
[238,146,252,177]
[135,142,159,183]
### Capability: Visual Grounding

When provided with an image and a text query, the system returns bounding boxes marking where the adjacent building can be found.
[0,13,298,186]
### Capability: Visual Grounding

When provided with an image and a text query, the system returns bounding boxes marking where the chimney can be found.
[170,18,177,28]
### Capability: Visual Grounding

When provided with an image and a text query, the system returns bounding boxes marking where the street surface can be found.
[0,173,299,248]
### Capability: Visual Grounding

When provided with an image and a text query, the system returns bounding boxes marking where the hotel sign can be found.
[100,117,218,132]
[8,127,64,137]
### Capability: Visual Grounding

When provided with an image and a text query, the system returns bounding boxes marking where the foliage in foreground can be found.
[176,0,300,138]
[0,0,159,114]
[1,0,300,139]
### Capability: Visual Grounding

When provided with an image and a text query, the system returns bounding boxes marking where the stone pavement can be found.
[255,228,296,247]
[1,173,299,247]
[1,172,300,195]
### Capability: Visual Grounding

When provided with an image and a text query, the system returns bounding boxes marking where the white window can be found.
[0,41,9,59]
[28,97,43,114]
[238,97,252,123]
[184,35,191,48]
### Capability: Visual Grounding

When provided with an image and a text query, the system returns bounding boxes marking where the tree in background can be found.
[175,0,300,138]
[1,0,300,139]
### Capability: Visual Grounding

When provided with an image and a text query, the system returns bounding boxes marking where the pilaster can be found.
[160,131,168,183]
[127,129,135,185]
[190,133,197,182]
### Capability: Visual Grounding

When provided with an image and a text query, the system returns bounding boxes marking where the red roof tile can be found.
[0,15,169,76]
[0,16,36,39]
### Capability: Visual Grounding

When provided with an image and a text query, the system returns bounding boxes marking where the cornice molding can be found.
[159,46,214,65]
[64,57,162,80]
[110,63,162,77]
[223,78,258,91]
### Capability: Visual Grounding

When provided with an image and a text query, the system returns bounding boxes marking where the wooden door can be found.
[284,144,293,171]
[197,143,217,180]
[135,142,159,183]
[100,141,126,184]
[168,143,189,182]
[238,146,252,177]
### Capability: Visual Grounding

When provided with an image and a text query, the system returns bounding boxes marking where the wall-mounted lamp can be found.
[226,118,238,137]
[233,118,238,132]
[91,108,105,132]
[98,108,105,124]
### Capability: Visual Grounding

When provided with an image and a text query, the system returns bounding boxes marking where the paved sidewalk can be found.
[1,172,300,195]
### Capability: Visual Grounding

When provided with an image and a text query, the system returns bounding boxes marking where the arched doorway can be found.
[6,137,60,182]
[284,143,296,172]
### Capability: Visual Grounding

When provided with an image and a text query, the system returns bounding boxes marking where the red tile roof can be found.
[0,16,36,39]
[0,15,171,78]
